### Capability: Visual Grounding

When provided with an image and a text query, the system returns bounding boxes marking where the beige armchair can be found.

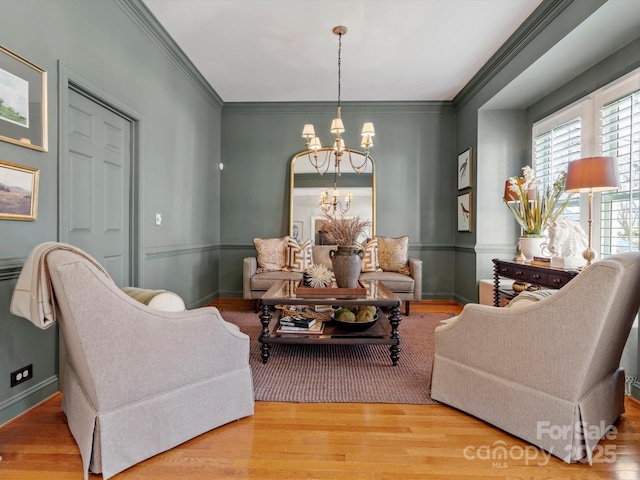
[36,247,254,479]
[431,251,640,463]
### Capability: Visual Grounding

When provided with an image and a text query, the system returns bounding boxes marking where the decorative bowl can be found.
[330,313,378,331]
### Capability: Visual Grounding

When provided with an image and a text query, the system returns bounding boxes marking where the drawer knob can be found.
[533,274,541,280]
[553,278,561,284]
[515,270,523,275]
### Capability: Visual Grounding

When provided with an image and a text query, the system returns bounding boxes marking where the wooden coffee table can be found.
[258,280,403,365]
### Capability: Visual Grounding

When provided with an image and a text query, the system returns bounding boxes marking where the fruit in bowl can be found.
[332,306,378,330]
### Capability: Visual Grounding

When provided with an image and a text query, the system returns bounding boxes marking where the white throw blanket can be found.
[10,242,110,329]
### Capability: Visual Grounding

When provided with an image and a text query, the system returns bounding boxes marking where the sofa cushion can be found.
[283,237,312,272]
[250,270,303,291]
[312,245,336,270]
[359,271,414,293]
[359,238,381,272]
[254,236,288,272]
[377,236,410,275]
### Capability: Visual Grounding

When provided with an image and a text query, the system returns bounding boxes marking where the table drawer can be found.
[495,264,512,277]
[527,271,548,285]
[510,266,528,281]
[548,273,572,288]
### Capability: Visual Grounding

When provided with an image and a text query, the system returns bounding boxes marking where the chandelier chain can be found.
[337,32,342,109]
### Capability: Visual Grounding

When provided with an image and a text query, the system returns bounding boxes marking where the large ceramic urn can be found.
[329,246,363,288]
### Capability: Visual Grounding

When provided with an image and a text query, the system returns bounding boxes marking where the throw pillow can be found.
[358,238,381,272]
[377,235,410,275]
[507,289,557,309]
[254,237,288,273]
[283,237,312,272]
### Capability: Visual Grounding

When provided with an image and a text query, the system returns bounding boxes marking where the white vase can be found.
[518,236,546,262]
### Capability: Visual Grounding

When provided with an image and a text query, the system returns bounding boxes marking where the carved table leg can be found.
[388,305,402,366]
[259,303,272,364]
[493,262,500,307]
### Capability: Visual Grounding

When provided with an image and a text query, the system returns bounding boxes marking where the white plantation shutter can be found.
[533,117,582,222]
[600,90,640,256]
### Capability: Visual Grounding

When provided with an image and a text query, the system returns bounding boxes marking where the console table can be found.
[492,258,579,307]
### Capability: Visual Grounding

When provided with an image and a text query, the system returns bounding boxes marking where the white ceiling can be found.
[142,0,543,102]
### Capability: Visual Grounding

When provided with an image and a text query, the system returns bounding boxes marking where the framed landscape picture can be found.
[0,160,39,221]
[0,45,48,151]
[457,147,472,190]
[457,192,472,232]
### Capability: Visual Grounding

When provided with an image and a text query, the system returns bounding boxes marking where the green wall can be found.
[0,0,223,425]
[452,0,608,302]
[219,102,457,298]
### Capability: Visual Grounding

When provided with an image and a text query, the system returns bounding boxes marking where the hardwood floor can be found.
[1,300,639,479]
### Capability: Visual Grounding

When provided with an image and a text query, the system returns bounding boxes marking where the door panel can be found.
[66,89,131,286]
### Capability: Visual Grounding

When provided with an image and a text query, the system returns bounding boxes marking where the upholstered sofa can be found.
[243,238,422,315]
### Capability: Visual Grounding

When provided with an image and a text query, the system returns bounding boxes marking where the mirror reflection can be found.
[289,148,375,244]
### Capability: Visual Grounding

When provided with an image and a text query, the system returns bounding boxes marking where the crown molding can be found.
[115,0,224,112]
[453,0,575,109]
[222,101,456,115]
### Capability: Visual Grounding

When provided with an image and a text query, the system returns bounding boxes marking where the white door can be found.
[64,88,132,286]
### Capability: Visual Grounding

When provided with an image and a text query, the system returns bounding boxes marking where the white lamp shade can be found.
[330,118,345,134]
[309,137,322,150]
[361,135,373,149]
[302,124,316,138]
[565,156,621,192]
[361,122,375,136]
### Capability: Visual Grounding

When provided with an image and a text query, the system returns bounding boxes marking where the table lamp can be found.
[565,156,620,269]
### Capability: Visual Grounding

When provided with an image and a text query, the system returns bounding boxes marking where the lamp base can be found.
[578,247,597,271]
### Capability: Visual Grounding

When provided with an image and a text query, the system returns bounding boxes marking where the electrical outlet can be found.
[11,364,33,387]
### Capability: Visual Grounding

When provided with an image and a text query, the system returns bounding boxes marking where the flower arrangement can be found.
[504,166,573,238]
[321,213,371,246]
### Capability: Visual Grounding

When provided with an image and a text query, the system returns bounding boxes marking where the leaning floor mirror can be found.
[289,147,375,245]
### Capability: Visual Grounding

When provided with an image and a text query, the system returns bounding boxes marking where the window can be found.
[533,116,582,223]
[532,68,640,257]
[600,91,640,255]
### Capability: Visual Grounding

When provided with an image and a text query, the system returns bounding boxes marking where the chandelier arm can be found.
[347,149,369,174]
[307,149,331,175]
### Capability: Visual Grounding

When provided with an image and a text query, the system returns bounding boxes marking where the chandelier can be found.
[301,26,375,177]
[319,184,352,215]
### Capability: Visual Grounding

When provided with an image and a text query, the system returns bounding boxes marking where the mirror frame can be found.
[289,147,376,240]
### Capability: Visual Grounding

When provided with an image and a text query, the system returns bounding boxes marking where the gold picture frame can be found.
[0,159,39,221]
[457,147,472,190]
[457,192,472,232]
[0,45,48,151]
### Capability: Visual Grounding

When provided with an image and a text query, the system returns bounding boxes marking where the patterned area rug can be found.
[219,310,455,404]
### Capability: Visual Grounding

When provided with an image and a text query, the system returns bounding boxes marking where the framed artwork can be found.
[292,220,303,242]
[457,147,472,190]
[0,45,48,151]
[457,192,472,232]
[0,159,39,221]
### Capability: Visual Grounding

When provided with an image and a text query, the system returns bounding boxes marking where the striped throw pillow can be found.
[284,237,312,272]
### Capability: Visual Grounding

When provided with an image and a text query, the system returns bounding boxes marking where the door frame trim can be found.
[58,61,142,286]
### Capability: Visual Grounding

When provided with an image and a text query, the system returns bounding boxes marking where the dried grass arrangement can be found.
[321,213,371,246]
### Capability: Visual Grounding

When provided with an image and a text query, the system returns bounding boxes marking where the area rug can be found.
[220,310,455,405]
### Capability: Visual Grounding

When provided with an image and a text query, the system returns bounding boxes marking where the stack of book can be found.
[530,256,551,267]
[276,316,324,334]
